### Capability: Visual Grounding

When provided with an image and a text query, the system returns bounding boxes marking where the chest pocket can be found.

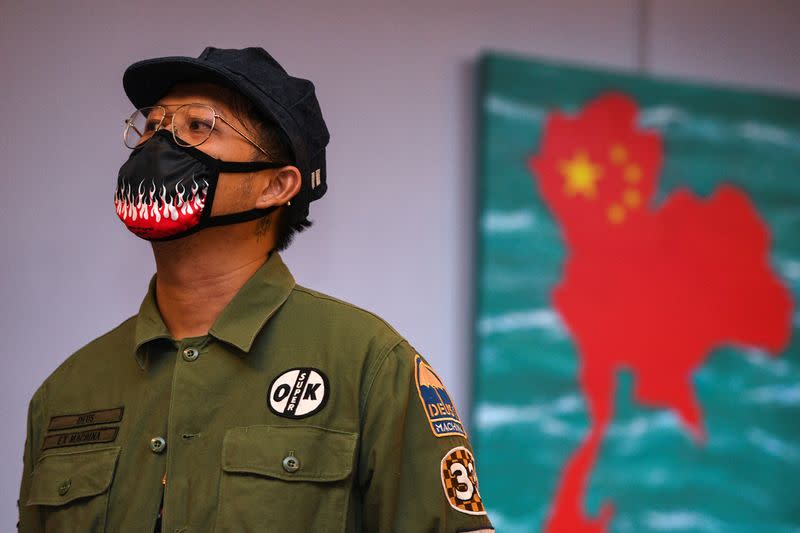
[26,446,120,533]
[215,425,358,533]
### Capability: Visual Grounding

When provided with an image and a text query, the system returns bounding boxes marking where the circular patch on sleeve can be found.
[268,368,329,419]
[441,446,487,515]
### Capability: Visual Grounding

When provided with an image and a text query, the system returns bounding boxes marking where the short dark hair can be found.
[226,87,313,251]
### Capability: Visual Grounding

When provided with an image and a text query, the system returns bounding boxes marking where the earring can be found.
[287,200,292,206]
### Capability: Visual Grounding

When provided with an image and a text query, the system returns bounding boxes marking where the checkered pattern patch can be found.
[440,446,487,515]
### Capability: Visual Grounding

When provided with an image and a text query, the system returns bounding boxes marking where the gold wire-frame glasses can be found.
[123,103,271,158]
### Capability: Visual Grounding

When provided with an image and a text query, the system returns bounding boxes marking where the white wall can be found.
[1,0,798,527]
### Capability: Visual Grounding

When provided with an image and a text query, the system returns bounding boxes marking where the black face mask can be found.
[114,130,288,241]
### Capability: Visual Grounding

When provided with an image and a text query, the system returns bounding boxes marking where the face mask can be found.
[114,130,288,241]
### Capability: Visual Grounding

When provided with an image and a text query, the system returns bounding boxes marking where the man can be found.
[17,47,494,532]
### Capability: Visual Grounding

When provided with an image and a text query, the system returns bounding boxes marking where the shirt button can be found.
[282,454,300,473]
[150,436,167,454]
[57,479,71,496]
[182,348,200,362]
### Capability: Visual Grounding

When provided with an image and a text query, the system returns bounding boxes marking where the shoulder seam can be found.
[292,285,402,337]
[359,337,405,418]
[41,315,138,383]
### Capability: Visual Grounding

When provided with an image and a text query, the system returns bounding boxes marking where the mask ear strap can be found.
[139,132,292,173]
[217,160,291,172]
[206,205,280,227]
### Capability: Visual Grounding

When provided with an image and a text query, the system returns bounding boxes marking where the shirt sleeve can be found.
[358,340,494,533]
[18,386,45,532]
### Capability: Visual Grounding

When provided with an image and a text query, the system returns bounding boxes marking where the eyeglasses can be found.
[123,104,271,158]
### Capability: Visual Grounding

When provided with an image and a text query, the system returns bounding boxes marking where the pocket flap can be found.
[222,425,357,482]
[27,446,120,506]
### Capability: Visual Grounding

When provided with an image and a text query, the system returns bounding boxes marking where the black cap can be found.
[123,47,329,225]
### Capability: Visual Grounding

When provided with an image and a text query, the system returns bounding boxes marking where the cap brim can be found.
[124,56,246,108]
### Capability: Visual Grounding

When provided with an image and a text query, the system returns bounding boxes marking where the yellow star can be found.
[560,151,602,199]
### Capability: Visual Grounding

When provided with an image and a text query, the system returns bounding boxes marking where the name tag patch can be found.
[441,446,487,515]
[42,427,119,450]
[414,354,465,438]
[268,368,329,419]
[48,407,124,431]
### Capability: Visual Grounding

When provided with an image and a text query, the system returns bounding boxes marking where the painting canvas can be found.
[472,52,800,533]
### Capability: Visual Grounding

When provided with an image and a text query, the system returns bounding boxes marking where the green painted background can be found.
[472,52,800,533]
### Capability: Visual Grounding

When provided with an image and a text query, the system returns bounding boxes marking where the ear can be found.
[254,165,302,209]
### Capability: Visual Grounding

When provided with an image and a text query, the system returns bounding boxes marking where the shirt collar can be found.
[134,252,296,368]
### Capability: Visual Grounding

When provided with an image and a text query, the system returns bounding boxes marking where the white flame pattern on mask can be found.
[114,177,209,223]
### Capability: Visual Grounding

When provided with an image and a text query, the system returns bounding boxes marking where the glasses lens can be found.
[124,107,165,148]
[173,104,215,147]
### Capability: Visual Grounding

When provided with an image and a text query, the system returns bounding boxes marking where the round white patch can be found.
[268,368,329,419]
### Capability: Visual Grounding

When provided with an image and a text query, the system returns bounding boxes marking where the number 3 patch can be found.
[441,446,487,515]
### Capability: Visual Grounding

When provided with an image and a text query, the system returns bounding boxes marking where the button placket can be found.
[166,338,209,530]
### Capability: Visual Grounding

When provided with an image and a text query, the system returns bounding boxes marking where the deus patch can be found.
[414,354,465,438]
[268,368,329,419]
[48,407,124,431]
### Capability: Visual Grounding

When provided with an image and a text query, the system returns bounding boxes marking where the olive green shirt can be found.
[18,252,494,532]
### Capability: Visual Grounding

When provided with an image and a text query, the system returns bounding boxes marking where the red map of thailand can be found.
[528,93,794,532]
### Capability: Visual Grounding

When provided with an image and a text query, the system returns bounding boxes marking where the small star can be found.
[608,204,626,224]
[624,164,642,184]
[610,144,628,165]
[623,189,641,208]
[560,151,603,199]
